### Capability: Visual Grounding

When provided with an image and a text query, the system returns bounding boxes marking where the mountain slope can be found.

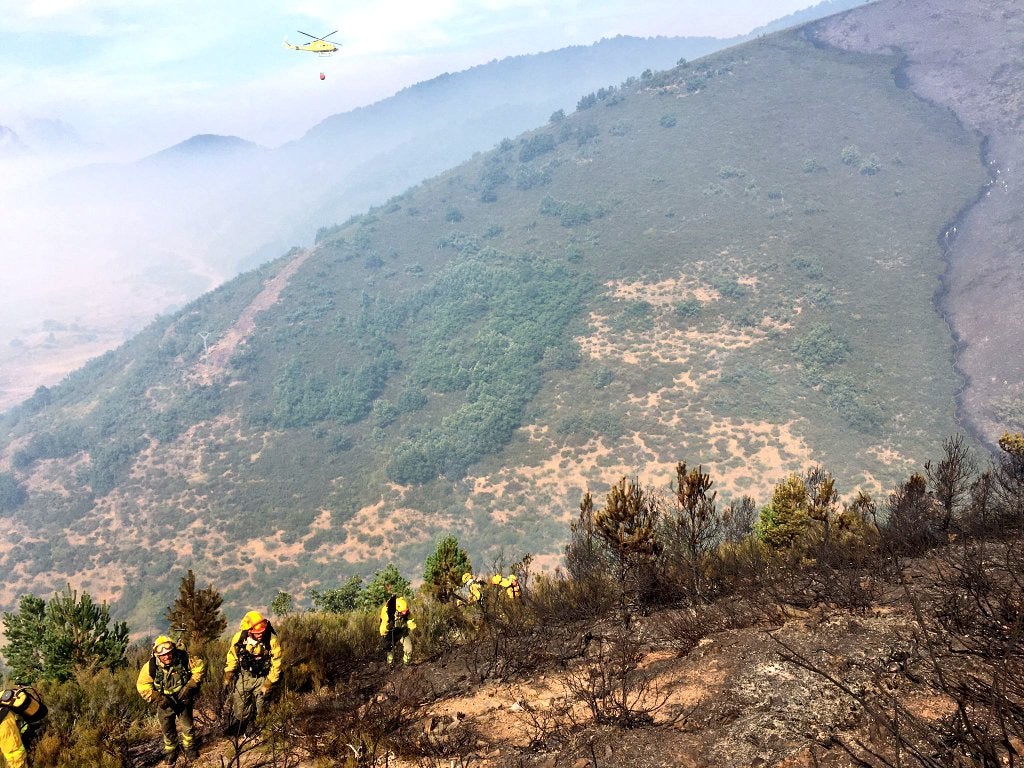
[0,4,1003,627]
[0,4,866,412]
[815,0,1024,451]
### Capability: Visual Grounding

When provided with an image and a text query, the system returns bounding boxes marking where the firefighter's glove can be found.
[156,694,173,711]
[222,671,236,690]
[180,680,199,699]
[260,681,274,696]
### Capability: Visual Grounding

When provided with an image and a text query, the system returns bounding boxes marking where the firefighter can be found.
[0,686,47,768]
[456,572,484,606]
[0,707,27,768]
[137,635,205,764]
[222,611,282,735]
[379,595,416,665]
[503,574,522,600]
[491,573,522,600]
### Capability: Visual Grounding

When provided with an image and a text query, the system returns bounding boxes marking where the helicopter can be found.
[283,30,341,56]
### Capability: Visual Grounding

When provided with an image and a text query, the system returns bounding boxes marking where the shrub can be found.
[880,473,942,556]
[519,133,556,162]
[308,576,364,613]
[514,164,551,190]
[278,610,378,689]
[859,153,881,175]
[794,323,850,375]
[0,472,26,512]
[840,144,861,166]
[674,299,702,319]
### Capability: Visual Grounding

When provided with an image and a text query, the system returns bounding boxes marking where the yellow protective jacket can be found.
[498,575,521,600]
[137,648,206,704]
[224,616,283,685]
[0,710,26,768]
[379,596,416,635]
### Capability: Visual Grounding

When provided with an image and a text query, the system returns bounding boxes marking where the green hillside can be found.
[0,29,988,625]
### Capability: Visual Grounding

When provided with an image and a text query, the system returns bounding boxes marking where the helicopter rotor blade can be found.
[297,29,338,42]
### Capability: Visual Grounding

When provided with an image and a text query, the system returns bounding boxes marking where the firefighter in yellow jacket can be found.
[222,611,282,735]
[137,635,205,764]
[0,709,27,768]
[0,686,47,768]
[379,595,416,665]
[491,573,522,600]
[457,572,484,606]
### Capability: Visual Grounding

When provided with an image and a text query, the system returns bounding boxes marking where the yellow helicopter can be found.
[283,30,341,56]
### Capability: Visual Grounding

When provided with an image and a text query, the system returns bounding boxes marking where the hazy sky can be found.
[1,0,819,160]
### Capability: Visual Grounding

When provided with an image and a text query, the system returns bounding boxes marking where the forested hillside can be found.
[0,15,1001,629]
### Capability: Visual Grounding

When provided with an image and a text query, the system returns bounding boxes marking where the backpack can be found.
[0,686,47,724]
[235,623,275,676]
[147,648,196,694]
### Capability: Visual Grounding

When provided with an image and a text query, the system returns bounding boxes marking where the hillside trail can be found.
[189,247,312,386]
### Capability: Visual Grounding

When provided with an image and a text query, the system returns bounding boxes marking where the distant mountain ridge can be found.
[0,125,27,157]
[0,1,868,416]
[145,134,261,162]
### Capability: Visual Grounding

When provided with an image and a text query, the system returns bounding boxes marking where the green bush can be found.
[0,472,26,512]
[519,133,556,162]
[279,611,379,690]
[309,576,364,614]
[794,323,850,376]
[674,299,702,319]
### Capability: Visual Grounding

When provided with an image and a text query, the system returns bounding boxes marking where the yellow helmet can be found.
[240,610,266,631]
[491,574,502,585]
[395,597,409,614]
[462,572,473,585]
[153,635,175,656]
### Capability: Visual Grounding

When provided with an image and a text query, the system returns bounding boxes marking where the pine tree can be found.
[422,535,472,603]
[594,476,658,626]
[358,564,411,610]
[883,473,939,556]
[756,473,810,550]
[566,491,606,581]
[1,594,46,682]
[667,462,719,605]
[46,586,130,680]
[165,569,227,649]
[995,431,1024,524]
[23,585,130,682]
[925,433,976,532]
